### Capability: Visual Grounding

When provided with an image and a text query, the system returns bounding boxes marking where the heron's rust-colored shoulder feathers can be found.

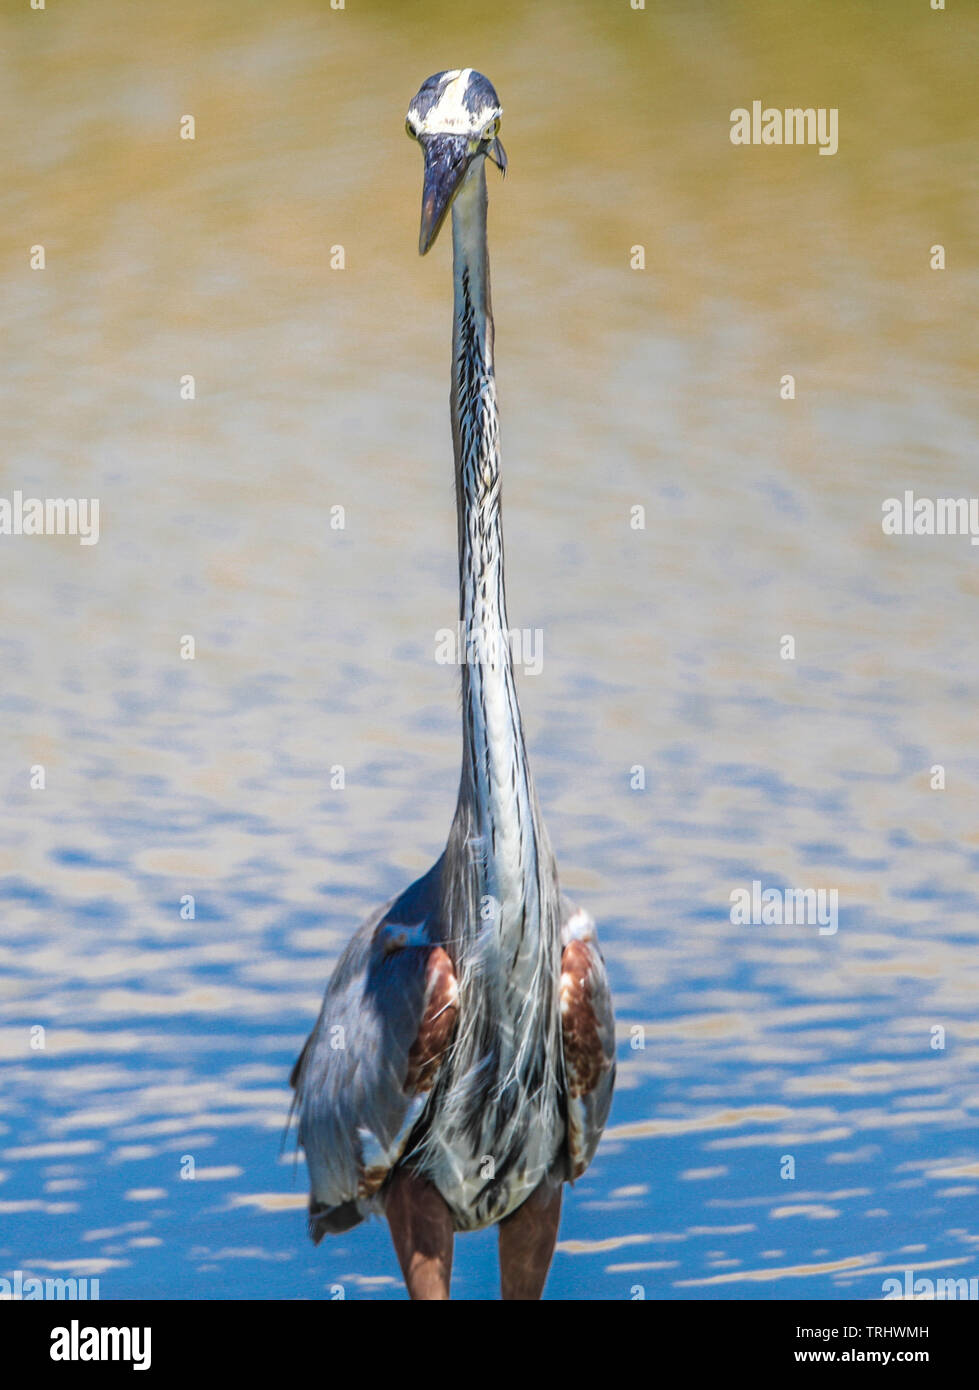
[405,947,459,1094]
[559,906,616,1181]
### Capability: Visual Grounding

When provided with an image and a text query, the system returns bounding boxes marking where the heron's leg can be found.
[385,1168,454,1300]
[498,1179,563,1300]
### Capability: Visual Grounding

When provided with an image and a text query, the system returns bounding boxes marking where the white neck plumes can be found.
[449,160,537,906]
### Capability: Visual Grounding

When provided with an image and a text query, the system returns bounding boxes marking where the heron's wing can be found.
[559,899,616,1180]
[290,863,458,1242]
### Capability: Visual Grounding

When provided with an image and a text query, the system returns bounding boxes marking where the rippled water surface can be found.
[1,0,977,1299]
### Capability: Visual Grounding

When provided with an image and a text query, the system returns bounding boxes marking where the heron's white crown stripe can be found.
[410,68,500,136]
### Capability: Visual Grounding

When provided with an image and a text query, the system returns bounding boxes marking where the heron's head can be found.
[405,69,507,255]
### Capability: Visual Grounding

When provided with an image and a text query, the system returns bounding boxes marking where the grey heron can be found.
[291,68,615,1300]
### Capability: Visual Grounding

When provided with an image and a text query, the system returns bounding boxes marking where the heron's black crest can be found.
[462,71,500,116]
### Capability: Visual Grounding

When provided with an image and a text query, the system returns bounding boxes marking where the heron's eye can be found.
[405,118,417,140]
[481,118,501,141]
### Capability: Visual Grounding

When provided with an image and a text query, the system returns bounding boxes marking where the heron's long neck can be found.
[448,162,538,899]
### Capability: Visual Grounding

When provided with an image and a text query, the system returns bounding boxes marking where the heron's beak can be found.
[486,136,507,175]
[418,133,472,255]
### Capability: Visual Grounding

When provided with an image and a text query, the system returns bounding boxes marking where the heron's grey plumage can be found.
[293,68,615,1243]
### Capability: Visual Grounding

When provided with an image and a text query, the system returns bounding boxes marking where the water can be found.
[1,0,977,1299]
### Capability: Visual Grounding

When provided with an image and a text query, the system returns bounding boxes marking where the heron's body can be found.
[292,69,615,1296]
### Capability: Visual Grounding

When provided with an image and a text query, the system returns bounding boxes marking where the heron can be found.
[291,68,615,1301]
